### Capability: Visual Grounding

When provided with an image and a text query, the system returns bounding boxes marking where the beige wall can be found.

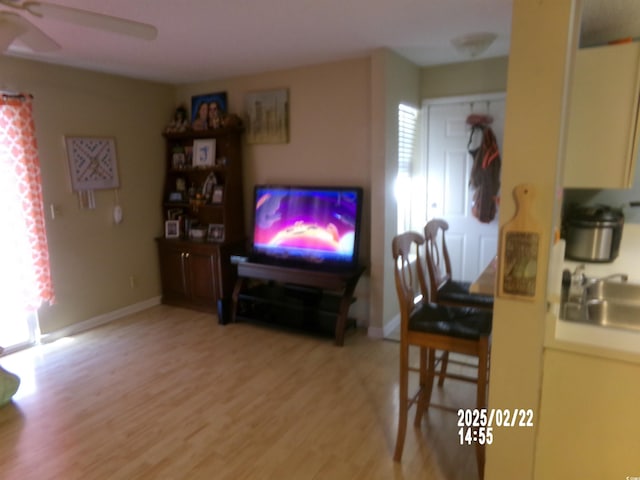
[420,56,509,99]
[0,56,175,334]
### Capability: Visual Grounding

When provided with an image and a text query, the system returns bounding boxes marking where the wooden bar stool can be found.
[391,231,492,479]
[424,219,494,388]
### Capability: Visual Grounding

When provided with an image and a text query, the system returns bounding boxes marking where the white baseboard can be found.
[368,313,400,339]
[41,296,162,344]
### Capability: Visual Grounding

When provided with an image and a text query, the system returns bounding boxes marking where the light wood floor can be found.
[0,305,478,480]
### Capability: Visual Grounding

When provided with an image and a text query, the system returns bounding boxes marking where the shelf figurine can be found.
[165,105,189,133]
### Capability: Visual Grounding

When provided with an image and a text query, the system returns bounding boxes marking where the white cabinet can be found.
[535,349,640,478]
[563,42,640,189]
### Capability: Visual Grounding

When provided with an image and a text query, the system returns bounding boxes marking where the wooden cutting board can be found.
[498,183,543,301]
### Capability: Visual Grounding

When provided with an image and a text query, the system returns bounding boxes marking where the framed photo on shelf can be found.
[211,185,224,204]
[65,136,120,191]
[184,146,193,166]
[165,220,180,238]
[172,151,186,169]
[166,208,183,220]
[201,172,217,202]
[192,139,216,167]
[207,224,225,243]
[191,92,228,130]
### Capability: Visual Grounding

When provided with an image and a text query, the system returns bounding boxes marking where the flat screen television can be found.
[250,185,363,271]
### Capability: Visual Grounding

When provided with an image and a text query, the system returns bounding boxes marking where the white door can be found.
[425,94,505,282]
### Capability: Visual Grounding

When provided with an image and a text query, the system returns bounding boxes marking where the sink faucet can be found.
[596,273,628,282]
[560,265,629,318]
[583,273,629,287]
[568,265,586,302]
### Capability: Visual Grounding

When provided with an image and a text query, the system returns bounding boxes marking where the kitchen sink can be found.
[585,280,640,303]
[583,299,640,331]
[562,278,640,332]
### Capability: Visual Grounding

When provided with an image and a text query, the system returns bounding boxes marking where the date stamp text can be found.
[457,408,534,445]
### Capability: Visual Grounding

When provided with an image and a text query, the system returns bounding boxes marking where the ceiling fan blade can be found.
[0,12,27,51]
[24,1,158,40]
[14,12,60,51]
[0,11,59,51]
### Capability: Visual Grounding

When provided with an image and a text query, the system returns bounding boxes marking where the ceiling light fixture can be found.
[451,32,497,58]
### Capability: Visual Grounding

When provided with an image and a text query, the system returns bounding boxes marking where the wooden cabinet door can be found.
[157,239,226,313]
[158,245,189,303]
[186,250,220,306]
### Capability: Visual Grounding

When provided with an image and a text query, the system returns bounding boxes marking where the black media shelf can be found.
[236,283,355,337]
[231,262,365,346]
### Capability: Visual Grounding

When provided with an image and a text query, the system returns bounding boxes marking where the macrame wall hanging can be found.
[64,135,120,210]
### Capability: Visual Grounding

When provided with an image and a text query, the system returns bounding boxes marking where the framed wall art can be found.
[245,88,289,144]
[65,136,120,191]
[191,92,227,130]
[192,139,216,167]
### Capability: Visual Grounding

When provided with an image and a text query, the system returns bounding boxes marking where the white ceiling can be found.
[1,0,638,85]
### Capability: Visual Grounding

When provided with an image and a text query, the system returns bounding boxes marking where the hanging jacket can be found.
[468,124,501,223]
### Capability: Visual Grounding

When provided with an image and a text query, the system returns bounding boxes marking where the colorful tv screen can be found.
[251,185,363,270]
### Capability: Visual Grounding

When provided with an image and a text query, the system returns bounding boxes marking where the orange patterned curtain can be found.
[0,94,54,309]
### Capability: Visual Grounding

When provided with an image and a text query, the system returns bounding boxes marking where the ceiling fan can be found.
[0,0,157,52]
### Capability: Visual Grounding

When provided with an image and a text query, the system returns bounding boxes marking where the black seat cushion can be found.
[438,280,494,309]
[409,302,492,340]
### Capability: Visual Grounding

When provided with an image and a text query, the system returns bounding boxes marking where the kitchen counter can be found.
[547,313,640,363]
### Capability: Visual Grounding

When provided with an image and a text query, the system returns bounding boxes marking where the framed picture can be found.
[211,185,224,204]
[166,208,183,220]
[172,151,186,169]
[191,92,227,130]
[184,146,193,166]
[65,136,120,191]
[197,171,213,197]
[165,220,180,239]
[192,139,216,167]
[245,88,289,144]
[207,224,225,243]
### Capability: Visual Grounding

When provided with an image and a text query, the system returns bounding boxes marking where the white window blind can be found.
[396,103,418,233]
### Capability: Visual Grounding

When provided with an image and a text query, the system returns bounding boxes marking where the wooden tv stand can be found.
[231,261,365,346]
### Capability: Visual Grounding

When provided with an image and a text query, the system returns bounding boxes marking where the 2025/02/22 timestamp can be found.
[457,408,534,445]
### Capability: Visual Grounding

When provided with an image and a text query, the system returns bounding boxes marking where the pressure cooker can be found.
[564,204,624,263]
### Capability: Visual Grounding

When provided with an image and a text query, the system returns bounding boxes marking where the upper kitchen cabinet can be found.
[563,42,640,189]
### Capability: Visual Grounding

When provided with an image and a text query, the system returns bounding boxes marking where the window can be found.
[0,93,53,353]
[396,103,420,233]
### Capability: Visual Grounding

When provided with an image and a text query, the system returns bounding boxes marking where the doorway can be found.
[424,93,505,282]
